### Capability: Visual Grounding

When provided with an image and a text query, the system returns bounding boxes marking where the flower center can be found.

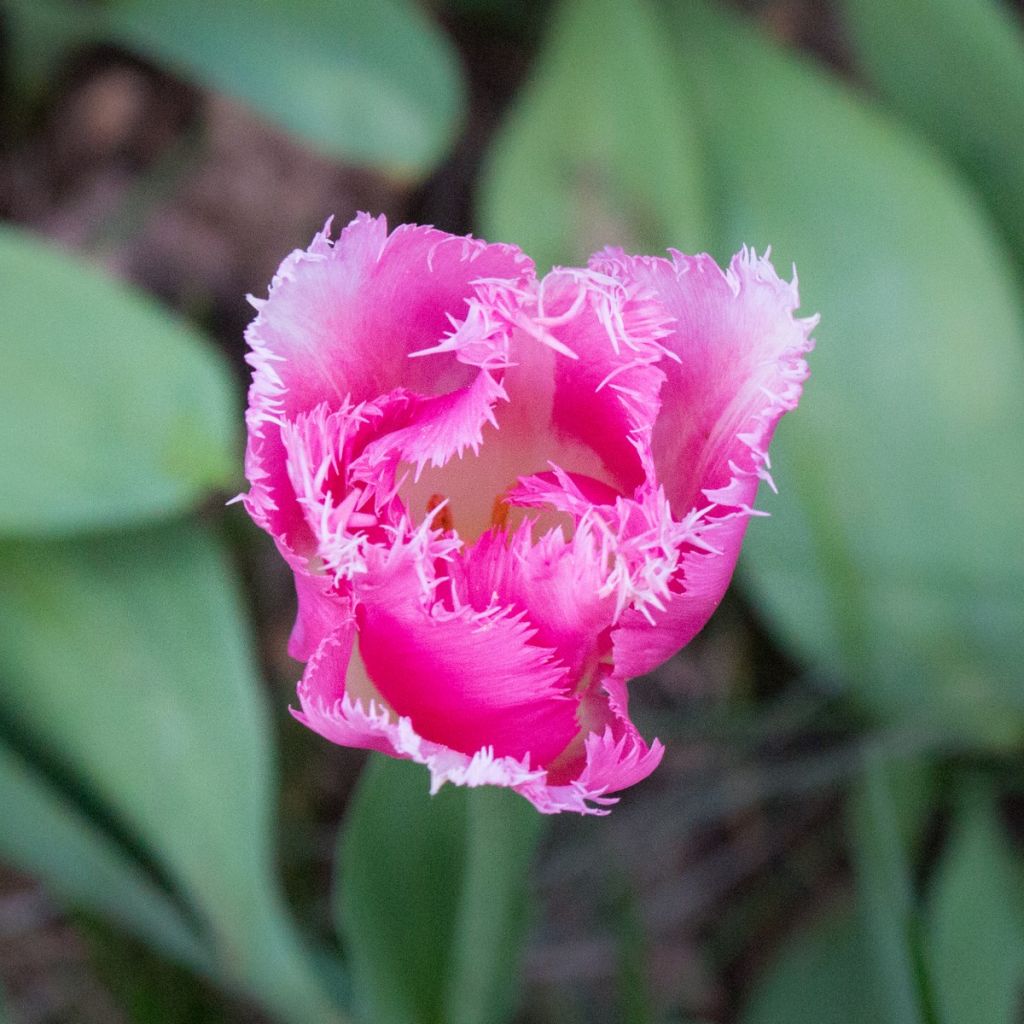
[399,415,617,545]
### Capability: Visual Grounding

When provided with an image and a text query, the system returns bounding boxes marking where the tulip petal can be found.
[598,248,815,677]
[508,267,676,494]
[295,631,661,816]
[456,521,617,681]
[354,541,580,765]
[518,673,664,814]
[244,214,532,565]
[593,247,815,514]
[246,213,532,418]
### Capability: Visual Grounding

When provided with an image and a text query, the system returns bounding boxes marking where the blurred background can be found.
[1,0,1023,1022]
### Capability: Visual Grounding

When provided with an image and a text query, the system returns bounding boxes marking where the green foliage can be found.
[842,0,1024,275]
[445,786,544,1024]
[103,0,466,179]
[0,524,343,1023]
[480,0,707,272]
[926,782,1024,1024]
[0,740,207,971]
[743,755,939,1024]
[338,755,542,1024]
[847,758,929,1024]
[662,0,1024,742]
[339,756,470,1024]
[0,227,237,536]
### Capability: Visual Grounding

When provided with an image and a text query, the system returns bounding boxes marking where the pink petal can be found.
[517,672,664,814]
[294,631,662,816]
[288,569,348,662]
[592,247,815,515]
[246,213,532,418]
[353,540,580,765]
[508,267,676,495]
[244,214,532,565]
[593,247,815,678]
[455,521,617,681]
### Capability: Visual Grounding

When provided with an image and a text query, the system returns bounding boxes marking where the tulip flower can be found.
[242,213,815,813]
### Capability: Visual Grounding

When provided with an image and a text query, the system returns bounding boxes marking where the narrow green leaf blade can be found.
[0,739,207,971]
[848,757,929,1024]
[446,786,543,1024]
[479,0,707,272]
[338,755,469,1024]
[103,0,465,179]
[338,756,542,1024]
[927,782,1024,1024]
[666,0,1024,740]
[0,227,237,536]
[0,524,344,1023]
[842,0,1024,270]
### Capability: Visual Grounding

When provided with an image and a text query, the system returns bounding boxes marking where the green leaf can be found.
[479,0,707,272]
[0,523,345,1024]
[103,0,465,179]
[740,905,886,1024]
[842,0,1024,273]
[0,738,207,971]
[445,786,543,1024]
[665,0,1024,741]
[0,227,237,537]
[847,756,929,1024]
[339,755,469,1024]
[926,781,1024,1024]
[338,755,541,1024]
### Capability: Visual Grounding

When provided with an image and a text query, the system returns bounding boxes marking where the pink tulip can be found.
[242,213,815,814]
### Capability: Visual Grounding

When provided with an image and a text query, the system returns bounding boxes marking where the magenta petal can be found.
[354,543,579,765]
[244,214,532,565]
[511,266,675,493]
[246,213,532,418]
[593,247,815,515]
[592,247,814,677]
[288,570,347,662]
[457,522,617,681]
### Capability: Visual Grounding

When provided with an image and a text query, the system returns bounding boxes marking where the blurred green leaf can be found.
[0,523,345,1024]
[848,756,930,1024]
[665,0,1024,741]
[339,755,469,1024]
[740,905,886,1024]
[0,227,237,537]
[103,0,465,179]
[479,0,707,272]
[445,786,543,1024]
[338,755,541,1024]
[842,0,1024,275]
[926,781,1024,1024]
[609,875,653,1024]
[0,739,207,971]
